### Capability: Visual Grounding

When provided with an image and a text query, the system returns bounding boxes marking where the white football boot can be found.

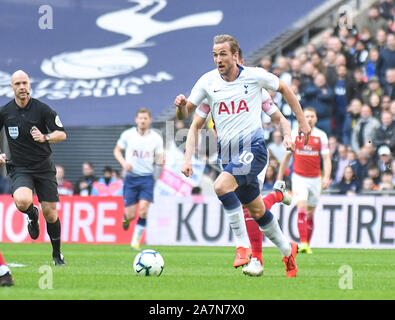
[273,180,292,205]
[242,258,264,277]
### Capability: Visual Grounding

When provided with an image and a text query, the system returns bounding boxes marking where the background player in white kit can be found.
[114,108,164,250]
[175,34,311,277]
[277,107,332,254]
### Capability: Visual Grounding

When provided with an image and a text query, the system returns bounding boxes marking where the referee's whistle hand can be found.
[31,127,45,142]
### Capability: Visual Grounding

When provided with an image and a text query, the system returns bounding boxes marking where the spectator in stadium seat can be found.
[290,57,303,79]
[267,129,286,163]
[324,49,338,88]
[360,27,374,50]
[374,28,388,51]
[391,100,395,121]
[259,55,272,70]
[374,110,395,153]
[380,94,392,112]
[333,64,353,140]
[91,166,123,196]
[351,68,367,102]
[362,75,382,104]
[73,161,98,196]
[358,5,388,39]
[263,165,277,190]
[379,0,395,22]
[300,73,333,135]
[342,98,362,145]
[311,52,326,74]
[383,68,395,99]
[364,47,380,80]
[367,163,381,186]
[368,92,382,119]
[353,146,372,186]
[336,165,359,195]
[328,135,339,159]
[361,176,378,193]
[353,40,370,69]
[376,144,393,174]
[378,170,394,191]
[55,164,73,196]
[343,32,357,58]
[331,144,350,184]
[351,105,381,153]
[376,33,395,86]
[299,61,316,92]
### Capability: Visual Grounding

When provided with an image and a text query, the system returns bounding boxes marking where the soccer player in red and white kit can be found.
[277,107,332,254]
[0,251,14,286]
[175,35,311,277]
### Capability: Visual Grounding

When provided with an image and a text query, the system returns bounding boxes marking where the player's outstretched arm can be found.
[181,113,206,177]
[269,110,294,152]
[277,80,311,144]
[174,94,197,120]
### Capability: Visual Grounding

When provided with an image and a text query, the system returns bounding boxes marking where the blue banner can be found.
[0,0,326,126]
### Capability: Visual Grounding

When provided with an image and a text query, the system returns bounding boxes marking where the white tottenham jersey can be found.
[196,89,279,120]
[188,66,280,148]
[117,127,164,176]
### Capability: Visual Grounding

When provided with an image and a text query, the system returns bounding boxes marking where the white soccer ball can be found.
[133,249,164,277]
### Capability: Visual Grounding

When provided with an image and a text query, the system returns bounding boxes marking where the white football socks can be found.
[259,218,291,257]
[225,205,251,248]
[131,223,145,245]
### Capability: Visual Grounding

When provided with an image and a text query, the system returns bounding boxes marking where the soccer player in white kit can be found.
[277,107,332,254]
[175,35,311,277]
[196,50,294,276]
[113,108,164,250]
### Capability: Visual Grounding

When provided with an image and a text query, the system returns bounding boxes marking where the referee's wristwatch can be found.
[44,134,51,142]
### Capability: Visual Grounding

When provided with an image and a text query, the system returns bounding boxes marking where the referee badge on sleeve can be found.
[55,115,63,127]
[8,126,19,139]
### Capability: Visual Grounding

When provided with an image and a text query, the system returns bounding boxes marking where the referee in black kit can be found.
[0,70,67,266]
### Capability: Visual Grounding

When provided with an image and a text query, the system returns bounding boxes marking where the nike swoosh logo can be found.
[213,89,221,92]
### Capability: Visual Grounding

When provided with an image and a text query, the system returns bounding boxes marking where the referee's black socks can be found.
[22,203,37,221]
[46,218,61,258]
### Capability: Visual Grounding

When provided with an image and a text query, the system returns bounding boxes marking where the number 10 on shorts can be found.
[238,151,254,165]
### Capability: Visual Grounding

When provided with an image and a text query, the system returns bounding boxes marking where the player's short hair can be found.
[213,34,240,55]
[303,107,317,115]
[136,107,151,118]
[238,48,243,60]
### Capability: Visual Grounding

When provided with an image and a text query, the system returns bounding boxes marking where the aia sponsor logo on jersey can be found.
[132,150,151,158]
[218,100,249,115]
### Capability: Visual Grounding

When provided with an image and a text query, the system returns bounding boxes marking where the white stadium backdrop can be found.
[146,196,395,249]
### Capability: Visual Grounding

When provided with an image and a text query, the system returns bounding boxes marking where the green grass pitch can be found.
[0,243,394,300]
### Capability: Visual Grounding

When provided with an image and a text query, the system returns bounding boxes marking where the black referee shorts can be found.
[8,160,59,203]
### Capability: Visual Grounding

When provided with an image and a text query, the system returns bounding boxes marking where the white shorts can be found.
[291,173,321,207]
